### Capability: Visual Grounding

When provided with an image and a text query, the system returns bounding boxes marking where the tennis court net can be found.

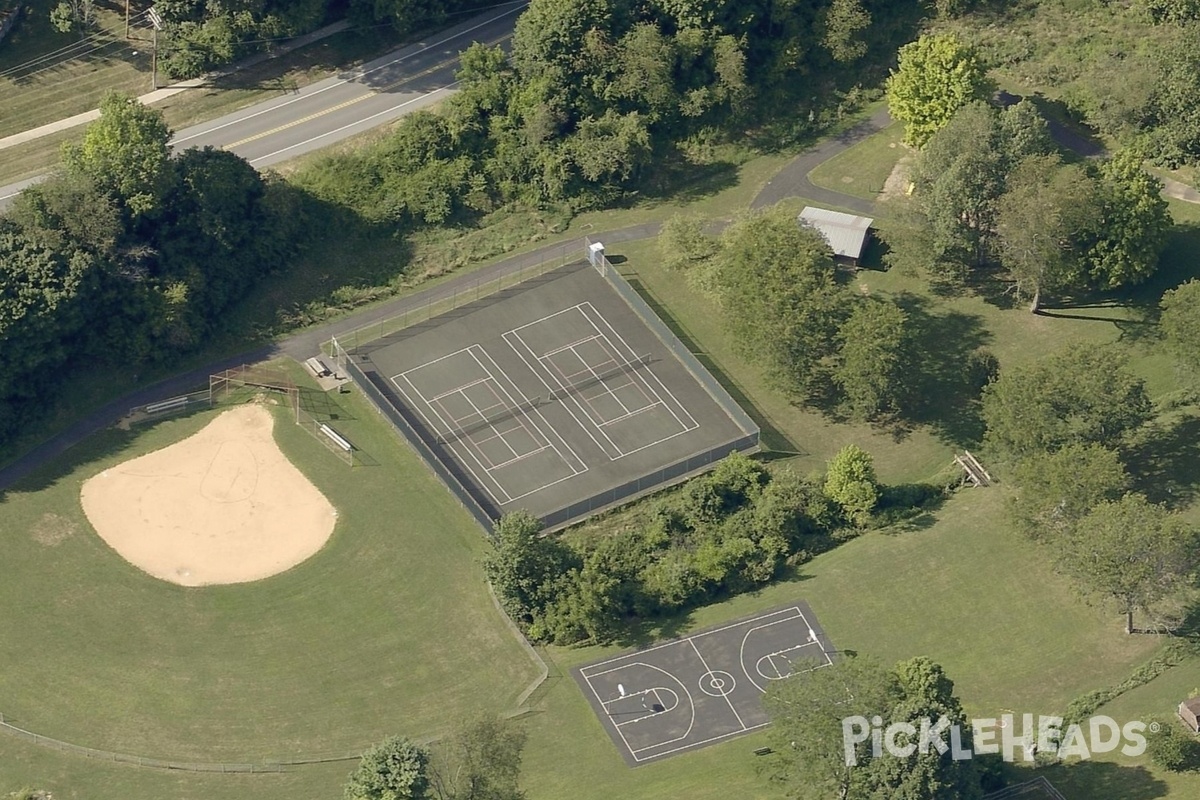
[435,396,543,444]
[547,353,652,401]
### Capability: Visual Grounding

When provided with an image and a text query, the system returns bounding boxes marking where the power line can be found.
[0,38,140,84]
[0,13,149,79]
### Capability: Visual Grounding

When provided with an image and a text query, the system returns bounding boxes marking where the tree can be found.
[762,655,899,800]
[868,657,982,799]
[995,156,1099,311]
[658,213,717,272]
[981,343,1152,458]
[886,33,990,148]
[904,101,1051,274]
[834,298,910,420]
[1059,494,1200,634]
[431,716,526,800]
[1145,31,1200,167]
[62,93,172,219]
[1008,444,1128,540]
[764,656,981,800]
[7,173,120,259]
[1084,149,1171,289]
[820,0,871,63]
[346,736,431,800]
[824,445,879,526]
[484,511,577,631]
[50,0,95,33]
[1160,279,1200,374]
[715,208,845,397]
[1142,0,1200,23]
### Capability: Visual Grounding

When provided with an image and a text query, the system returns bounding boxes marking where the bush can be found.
[1146,718,1200,772]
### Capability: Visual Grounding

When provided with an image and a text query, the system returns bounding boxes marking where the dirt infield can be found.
[80,405,337,586]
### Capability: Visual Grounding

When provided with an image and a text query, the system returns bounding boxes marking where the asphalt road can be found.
[0,2,525,205]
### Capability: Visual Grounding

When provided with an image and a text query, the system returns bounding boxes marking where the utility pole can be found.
[125,0,130,39]
[148,6,163,90]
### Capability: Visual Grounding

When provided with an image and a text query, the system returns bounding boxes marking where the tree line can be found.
[486,449,939,645]
[883,34,1172,310]
[0,93,308,442]
[295,0,934,221]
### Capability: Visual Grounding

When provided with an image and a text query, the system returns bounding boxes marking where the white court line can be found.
[597,402,662,428]
[580,607,822,763]
[610,687,681,728]
[456,386,521,461]
[467,347,589,501]
[739,611,832,693]
[504,328,614,458]
[631,721,771,762]
[540,333,603,359]
[581,607,808,674]
[798,609,835,668]
[429,375,491,402]
[579,301,699,434]
[687,639,747,732]
[393,368,511,504]
[566,344,635,416]
[583,662,697,756]
[540,346,629,453]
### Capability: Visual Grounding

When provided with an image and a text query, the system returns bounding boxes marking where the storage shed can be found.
[797,207,874,266]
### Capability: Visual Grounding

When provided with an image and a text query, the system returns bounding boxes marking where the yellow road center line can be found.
[222,35,510,150]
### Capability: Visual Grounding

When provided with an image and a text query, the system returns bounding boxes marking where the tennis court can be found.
[343,260,758,529]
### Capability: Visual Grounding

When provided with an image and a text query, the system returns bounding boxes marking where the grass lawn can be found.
[1031,655,1200,798]
[0,367,539,765]
[807,120,907,201]
[607,237,957,484]
[0,23,410,186]
[0,1,152,140]
[518,490,1168,800]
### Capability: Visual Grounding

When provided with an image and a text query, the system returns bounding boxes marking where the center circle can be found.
[699,670,736,697]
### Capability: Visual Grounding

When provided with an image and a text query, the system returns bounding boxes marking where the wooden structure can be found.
[954,450,992,487]
[1180,697,1200,733]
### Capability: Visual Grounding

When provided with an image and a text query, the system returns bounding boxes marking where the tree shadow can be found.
[1036,760,1169,800]
[894,294,992,447]
[1122,412,1200,509]
[633,154,741,207]
[624,277,803,456]
[610,608,697,649]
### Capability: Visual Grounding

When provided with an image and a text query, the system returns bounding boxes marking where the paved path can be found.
[4,96,1198,492]
[752,106,892,215]
[0,223,662,492]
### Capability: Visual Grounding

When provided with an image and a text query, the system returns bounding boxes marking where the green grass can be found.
[807,120,907,201]
[517,491,1167,800]
[0,1,152,139]
[0,370,539,766]
[0,24,409,186]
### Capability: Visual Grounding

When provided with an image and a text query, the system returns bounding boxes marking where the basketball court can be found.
[345,261,757,528]
[574,603,836,765]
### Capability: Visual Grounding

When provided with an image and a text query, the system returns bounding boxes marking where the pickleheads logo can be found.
[841,714,1152,765]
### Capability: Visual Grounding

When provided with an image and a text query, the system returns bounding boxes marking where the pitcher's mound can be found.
[81,405,337,586]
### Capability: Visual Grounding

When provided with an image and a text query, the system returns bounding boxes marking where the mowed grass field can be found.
[3,127,1200,800]
[807,119,907,201]
[0,374,539,769]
